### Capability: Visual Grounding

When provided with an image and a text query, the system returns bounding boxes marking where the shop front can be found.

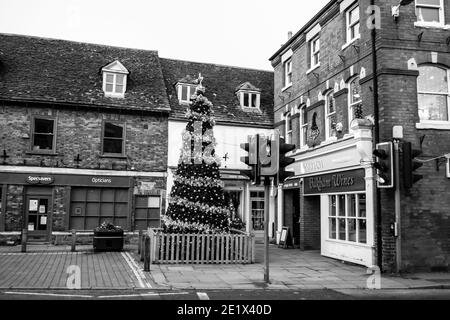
[281,122,376,267]
[0,170,165,240]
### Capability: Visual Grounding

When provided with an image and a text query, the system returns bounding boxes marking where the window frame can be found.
[284,59,293,88]
[178,84,197,104]
[417,65,450,125]
[30,116,57,154]
[345,3,361,45]
[101,121,126,157]
[310,36,321,70]
[415,0,445,26]
[285,111,293,144]
[328,193,367,244]
[102,72,127,98]
[299,105,308,148]
[241,91,260,109]
[250,190,265,231]
[348,76,362,130]
[325,91,336,140]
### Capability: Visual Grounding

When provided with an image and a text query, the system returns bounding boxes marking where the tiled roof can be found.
[160,58,274,127]
[0,33,170,113]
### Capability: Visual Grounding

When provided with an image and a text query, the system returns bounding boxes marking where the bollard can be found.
[138,230,142,255]
[144,235,150,272]
[140,234,145,262]
[21,229,27,253]
[71,229,76,252]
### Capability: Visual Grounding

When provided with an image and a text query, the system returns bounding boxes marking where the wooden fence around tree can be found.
[141,229,255,264]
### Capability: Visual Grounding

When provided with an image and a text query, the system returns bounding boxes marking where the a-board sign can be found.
[279,226,293,249]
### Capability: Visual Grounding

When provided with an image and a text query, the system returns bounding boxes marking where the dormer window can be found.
[242,92,258,108]
[101,60,129,98]
[177,84,197,104]
[235,82,261,110]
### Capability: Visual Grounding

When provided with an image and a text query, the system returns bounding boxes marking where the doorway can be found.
[283,189,300,246]
[25,189,52,242]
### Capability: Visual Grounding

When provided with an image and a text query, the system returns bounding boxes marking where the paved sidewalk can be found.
[0,245,152,289]
[0,243,448,291]
[129,244,450,290]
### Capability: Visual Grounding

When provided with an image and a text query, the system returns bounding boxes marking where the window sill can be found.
[341,36,360,51]
[26,151,58,156]
[325,238,373,248]
[306,63,320,75]
[416,122,450,130]
[414,21,449,30]
[100,155,127,159]
[281,83,292,92]
[104,92,125,99]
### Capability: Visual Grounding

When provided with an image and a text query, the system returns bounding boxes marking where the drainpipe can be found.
[370,0,382,271]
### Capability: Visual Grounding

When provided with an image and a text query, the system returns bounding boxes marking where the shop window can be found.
[250,191,265,231]
[345,3,360,45]
[325,92,336,139]
[134,195,161,230]
[348,76,362,129]
[31,117,56,152]
[102,122,125,156]
[70,188,129,230]
[415,0,445,26]
[328,193,366,244]
[299,105,308,148]
[417,65,450,124]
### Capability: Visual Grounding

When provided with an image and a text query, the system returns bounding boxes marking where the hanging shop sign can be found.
[283,178,302,190]
[304,169,365,195]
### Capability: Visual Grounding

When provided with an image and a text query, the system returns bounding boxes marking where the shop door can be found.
[25,195,51,241]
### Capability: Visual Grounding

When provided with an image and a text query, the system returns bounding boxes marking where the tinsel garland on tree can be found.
[163,80,231,234]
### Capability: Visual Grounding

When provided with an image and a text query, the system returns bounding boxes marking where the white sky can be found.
[0,0,330,71]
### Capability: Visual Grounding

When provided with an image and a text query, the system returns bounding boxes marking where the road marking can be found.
[121,252,151,288]
[4,291,93,298]
[124,251,153,288]
[197,292,210,300]
[0,252,83,256]
[97,292,189,298]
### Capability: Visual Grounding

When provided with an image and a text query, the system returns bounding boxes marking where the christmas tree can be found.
[163,75,231,234]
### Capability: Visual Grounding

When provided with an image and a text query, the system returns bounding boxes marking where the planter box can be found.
[93,230,124,251]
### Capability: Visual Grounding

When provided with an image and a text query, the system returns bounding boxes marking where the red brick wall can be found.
[300,194,321,250]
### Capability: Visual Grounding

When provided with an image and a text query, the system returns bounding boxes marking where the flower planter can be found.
[93,230,124,252]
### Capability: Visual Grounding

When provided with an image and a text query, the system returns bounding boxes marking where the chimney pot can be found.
[288,31,293,39]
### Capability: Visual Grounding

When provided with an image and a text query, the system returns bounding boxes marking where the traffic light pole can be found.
[394,140,402,273]
[264,178,270,283]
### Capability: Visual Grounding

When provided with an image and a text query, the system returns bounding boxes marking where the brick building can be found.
[160,58,274,240]
[270,0,449,271]
[0,34,169,241]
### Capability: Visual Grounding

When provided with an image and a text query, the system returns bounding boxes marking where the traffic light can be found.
[402,141,423,188]
[277,137,296,184]
[373,142,394,188]
[240,135,260,185]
